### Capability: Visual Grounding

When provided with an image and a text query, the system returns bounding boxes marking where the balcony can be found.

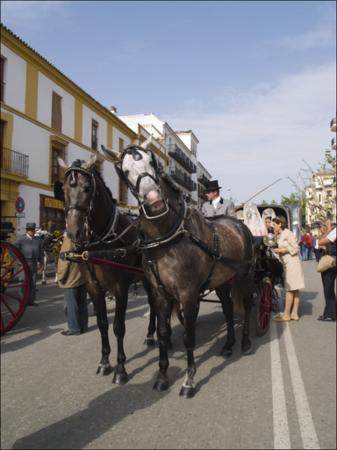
[330,117,336,132]
[168,144,196,173]
[331,137,336,150]
[169,168,197,191]
[1,147,29,178]
[197,174,210,187]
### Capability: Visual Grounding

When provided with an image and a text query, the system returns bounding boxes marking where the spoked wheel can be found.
[255,278,273,336]
[1,242,31,335]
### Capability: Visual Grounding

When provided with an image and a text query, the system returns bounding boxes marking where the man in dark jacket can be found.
[14,222,43,306]
[201,180,236,219]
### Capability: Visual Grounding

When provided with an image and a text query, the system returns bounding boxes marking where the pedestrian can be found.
[14,222,43,306]
[315,222,336,322]
[272,216,305,321]
[300,229,314,261]
[57,234,88,336]
[201,180,236,219]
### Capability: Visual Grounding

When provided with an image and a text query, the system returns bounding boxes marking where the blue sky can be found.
[2,1,336,203]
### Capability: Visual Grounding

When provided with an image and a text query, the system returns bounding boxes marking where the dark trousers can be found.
[27,263,37,305]
[64,285,88,334]
[321,268,337,320]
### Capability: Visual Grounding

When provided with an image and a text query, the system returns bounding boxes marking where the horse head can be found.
[58,154,101,245]
[102,137,174,219]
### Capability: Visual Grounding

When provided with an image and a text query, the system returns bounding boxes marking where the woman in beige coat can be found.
[272,216,305,321]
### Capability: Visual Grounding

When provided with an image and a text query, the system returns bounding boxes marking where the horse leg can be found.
[112,284,129,385]
[153,296,171,392]
[179,298,197,398]
[217,285,236,358]
[143,281,156,347]
[41,252,47,284]
[87,285,112,376]
[241,286,253,355]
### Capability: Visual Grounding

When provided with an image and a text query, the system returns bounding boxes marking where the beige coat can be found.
[277,228,305,291]
[57,235,84,289]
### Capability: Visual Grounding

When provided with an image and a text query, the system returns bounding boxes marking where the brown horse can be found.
[58,155,157,384]
[103,143,255,398]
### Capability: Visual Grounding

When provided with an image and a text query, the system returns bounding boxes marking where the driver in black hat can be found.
[201,180,235,219]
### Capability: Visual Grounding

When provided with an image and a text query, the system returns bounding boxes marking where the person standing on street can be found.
[57,234,88,336]
[272,216,305,321]
[316,223,336,322]
[14,222,43,306]
[201,180,236,219]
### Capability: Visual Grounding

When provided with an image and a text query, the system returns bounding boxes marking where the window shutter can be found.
[52,92,62,131]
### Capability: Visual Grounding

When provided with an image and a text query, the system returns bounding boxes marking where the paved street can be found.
[1,260,336,450]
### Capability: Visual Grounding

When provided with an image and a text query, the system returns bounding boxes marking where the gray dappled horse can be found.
[103,140,255,398]
[58,155,156,384]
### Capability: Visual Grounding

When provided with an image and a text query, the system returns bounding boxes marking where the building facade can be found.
[0,25,145,234]
[304,116,337,232]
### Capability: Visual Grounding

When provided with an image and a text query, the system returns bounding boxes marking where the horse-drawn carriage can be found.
[0,222,31,335]
[54,141,295,397]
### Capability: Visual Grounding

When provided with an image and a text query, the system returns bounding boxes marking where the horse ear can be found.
[101,145,121,163]
[140,135,153,150]
[82,154,97,170]
[114,164,124,180]
[57,157,68,169]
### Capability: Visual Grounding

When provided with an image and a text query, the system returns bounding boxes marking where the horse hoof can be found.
[144,337,156,347]
[96,364,112,376]
[220,347,233,358]
[241,343,252,355]
[179,385,195,399]
[113,372,128,385]
[153,379,169,392]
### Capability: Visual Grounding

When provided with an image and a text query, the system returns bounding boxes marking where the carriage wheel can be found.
[1,242,31,335]
[255,278,273,337]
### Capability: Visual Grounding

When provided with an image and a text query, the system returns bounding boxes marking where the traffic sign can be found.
[15,197,25,213]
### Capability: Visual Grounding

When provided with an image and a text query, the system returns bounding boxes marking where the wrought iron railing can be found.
[1,147,29,177]
[168,144,196,173]
[169,168,197,191]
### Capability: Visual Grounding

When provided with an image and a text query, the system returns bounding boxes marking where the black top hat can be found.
[25,222,37,229]
[204,180,222,193]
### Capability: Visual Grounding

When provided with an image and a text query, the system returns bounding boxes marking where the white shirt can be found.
[212,196,221,209]
[327,227,336,243]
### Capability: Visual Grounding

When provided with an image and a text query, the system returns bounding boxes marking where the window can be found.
[51,147,61,183]
[119,137,124,153]
[0,56,6,102]
[91,120,98,150]
[51,92,62,131]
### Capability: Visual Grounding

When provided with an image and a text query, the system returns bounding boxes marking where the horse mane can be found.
[161,172,183,197]
[92,167,116,205]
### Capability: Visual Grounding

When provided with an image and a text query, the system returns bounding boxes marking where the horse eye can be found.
[83,183,90,193]
[132,150,143,161]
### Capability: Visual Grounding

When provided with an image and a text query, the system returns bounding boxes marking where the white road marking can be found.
[283,323,320,449]
[270,324,291,449]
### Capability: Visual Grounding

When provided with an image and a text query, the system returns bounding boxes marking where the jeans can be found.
[301,246,312,261]
[63,285,88,334]
[321,268,337,320]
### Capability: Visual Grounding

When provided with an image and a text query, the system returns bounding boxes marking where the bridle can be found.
[116,145,170,220]
[64,162,119,247]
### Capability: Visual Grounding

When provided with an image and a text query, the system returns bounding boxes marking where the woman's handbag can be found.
[317,254,336,272]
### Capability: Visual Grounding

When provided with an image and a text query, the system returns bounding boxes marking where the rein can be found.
[64,166,137,249]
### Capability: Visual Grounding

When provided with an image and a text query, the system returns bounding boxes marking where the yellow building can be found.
[0,24,167,234]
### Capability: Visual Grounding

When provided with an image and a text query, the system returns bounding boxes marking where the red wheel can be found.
[255,278,273,336]
[1,242,31,335]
